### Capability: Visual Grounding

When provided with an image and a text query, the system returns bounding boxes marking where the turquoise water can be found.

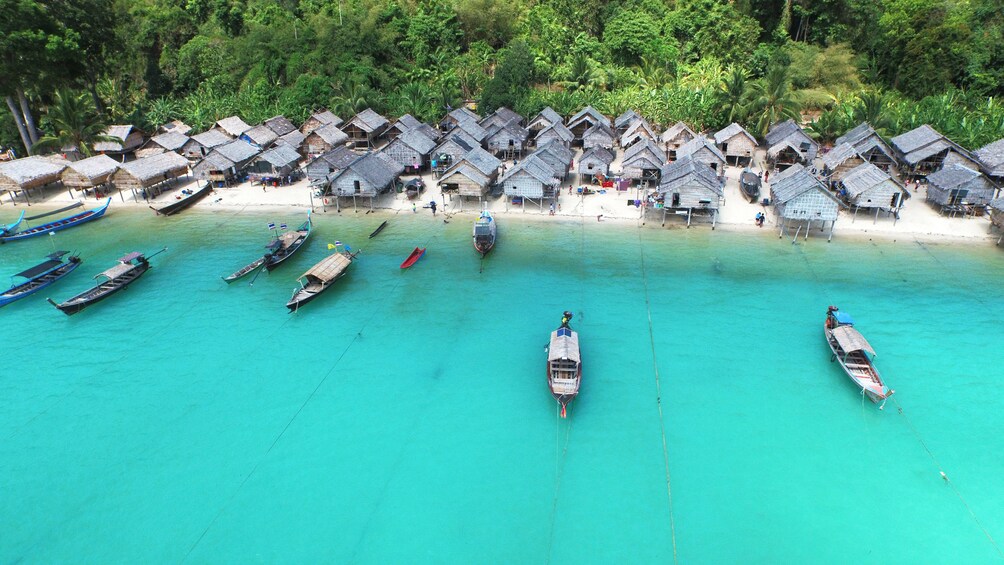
[2,207,1004,563]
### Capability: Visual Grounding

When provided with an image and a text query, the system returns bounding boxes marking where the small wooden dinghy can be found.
[369,220,388,239]
[1,251,82,308]
[287,245,357,311]
[400,247,426,269]
[740,170,761,203]
[546,311,582,418]
[264,213,311,272]
[825,306,893,406]
[47,248,166,315]
[150,182,213,216]
[222,256,266,283]
[1,198,110,243]
[473,209,496,256]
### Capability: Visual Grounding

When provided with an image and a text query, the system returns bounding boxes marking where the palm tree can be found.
[331,79,380,117]
[719,65,750,123]
[394,82,435,121]
[852,90,893,133]
[564,53,599,92]
[745,64,802,137]
[32,90,118,157]
[635,56,671,89]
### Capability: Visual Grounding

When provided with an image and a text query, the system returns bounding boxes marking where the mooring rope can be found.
[546,404,574,565]
[636,230,679,564]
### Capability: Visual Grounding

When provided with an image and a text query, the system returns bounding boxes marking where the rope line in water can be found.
[546,404,573,565]
[636,230,679,564]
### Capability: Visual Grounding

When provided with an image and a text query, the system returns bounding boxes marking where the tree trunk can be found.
[16,88,39,145]
[6,95,33,156]
[87,70,106,115]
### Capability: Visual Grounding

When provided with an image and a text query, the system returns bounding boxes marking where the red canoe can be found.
[400,247,426,269]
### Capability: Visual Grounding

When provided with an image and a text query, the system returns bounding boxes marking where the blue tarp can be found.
[834,311,855,325]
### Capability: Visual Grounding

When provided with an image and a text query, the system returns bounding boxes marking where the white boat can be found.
[547,311,582,418]
[824,306,893,405]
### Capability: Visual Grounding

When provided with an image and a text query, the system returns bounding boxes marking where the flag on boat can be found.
[344,244,352,252]
[327,243,336,250]
[268,222,276,230]
[280,223,287,229]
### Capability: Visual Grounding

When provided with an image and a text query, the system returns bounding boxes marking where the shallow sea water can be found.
[2,207,1004,563]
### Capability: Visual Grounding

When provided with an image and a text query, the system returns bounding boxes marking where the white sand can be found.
[5,146,1001,246]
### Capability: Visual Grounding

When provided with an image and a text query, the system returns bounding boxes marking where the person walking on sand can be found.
[412,202,417,213]
[430,200,437,216]
[549,202,555,216]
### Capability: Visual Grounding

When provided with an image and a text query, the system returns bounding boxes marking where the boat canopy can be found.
[97,262,137,280]
[118,252,143,263]
[833,311,855,325]
[300,252,351,282]
[474,222,493,236]
[14,255,66,279]
[832,325,875,355]
[548,328,580,363]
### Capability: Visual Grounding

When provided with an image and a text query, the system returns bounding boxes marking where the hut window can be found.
[672,193,680,207]
[353,180,361,193]
[721,142,728,153]
[949,189,968,205]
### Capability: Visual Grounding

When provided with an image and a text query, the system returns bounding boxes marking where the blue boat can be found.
[1,251,82,308]
[1,210,25,236]
[1,198,111,243]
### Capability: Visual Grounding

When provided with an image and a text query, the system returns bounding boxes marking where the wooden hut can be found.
[441,107,481,131]
[381,128,438,172]
[534,121,573,148]
[300,110,342,135]
[387,114,423,139]
[568,106,610,143]
[304,124,349,155]
[327,152,404,209]
[821,142,865,186]
[304,146,359,185]
[836,123,896,170]
[767,137,809,170]
[484,120,529,158]
[619,119,657,149]
[263,115,297,137]
[675,136,726,172]
[276,130,307,157]
[765,119,818,164]
[769,164,844,240]
[836,162,909,222]
[528,107,563,136]
[974,138,1004,184]
[532,142,574,181]
[145,132,190,155]
[925,164,999,211]
[192,140,260,182]
[661,122,697,160]
[431,132,479,175]
[479,107,522,131]
[343,108,389,147]
[60,154,120,196]
[183,129,231,160]
[452,117,488,145]
[713,123,757,165]
[989,197,1004,243]
[111,151,190,200]
[891,125,978,178]
[247,145,302,183]
[159,120,192,136]
[500,154,561,210]
[652,156,724,227]
[582,122,616,150]
[240,124,278,148]
[213,116,251,138]
[438,146,502,202]
[0,156,66,203]
[94,125,144,156]
[578,146,615,180]
[621,139,667,184]
[614,110,642,135]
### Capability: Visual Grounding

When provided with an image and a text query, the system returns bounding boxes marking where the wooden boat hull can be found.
[151,182,212,216]
[286,253,354,311]
[547,322,582,417]
[400,247,426,268]
[473,211,496,256]
[1,210,25,236]
[264,216,312,272]
[369,220,388,238]
[0,256,82,308]
[223,256,266,283]
[48,262,150,315]
[824,322,891,403]
[739,171,761,203]
[1,198,110,243]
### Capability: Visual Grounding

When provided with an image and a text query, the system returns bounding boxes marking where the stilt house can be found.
[713,123,757,165]
[183,129,231,160]
[675,136,726,172]
[300,110,342,135]
[577,146,614,179]
[621,139,667,183]
[568,106,610,143]
[534,121,573,148]
[925,164,998,209]
[619,119,657,149]
[891,125,978,178]
[822,142,866,185]
[836,162,909,218]
[94,125,144,156]
[343,109,389,147]
[974,138,1004,184]
[582,122,616,150]
[653,156,724,227]
[263,116,297,137]
[438,147,502,199]
[835,123,896,170]
[305,124,349,155]
[381,128,438,172]
[213,116,251,138]
[765,119,818,165]
[61,154,120,194]
[241,124,279,148]
[661,122,697,160]
[500,155,561,201]
[528,107,563,136]
[304,146,359,185]
[328,152,404,198]
[111,151,189,196]
[769,164,844,239]
[247,145,302,183]
[614,110,642,135]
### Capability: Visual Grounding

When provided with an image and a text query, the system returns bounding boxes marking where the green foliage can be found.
[33,89,115,156]
[602,10,666,65]
[666,0,762,66]
[480,40,534,113]
[745,63,802,137]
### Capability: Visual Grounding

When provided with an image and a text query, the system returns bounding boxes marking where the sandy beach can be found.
[4,147,1000,246]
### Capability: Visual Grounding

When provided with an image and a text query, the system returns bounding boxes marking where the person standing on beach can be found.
[412,202,417,213]
[430,200,437,216]
[764,170,769,183]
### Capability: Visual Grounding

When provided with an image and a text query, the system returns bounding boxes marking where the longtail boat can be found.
[1,198,111,243]
[1,210,25,236]
[400,247,426,269]
[740,170,762,203]
[264,213,312,271]
[151,182,213,216]
[473,209,496,256]
[222,256,266,283]
[824,306,894,406]
[47,248,165,315]
[287,244,357,311]
[1,251,82,308]
[546,311,582,418]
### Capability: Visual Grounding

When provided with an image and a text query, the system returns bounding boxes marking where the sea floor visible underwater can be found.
[2,208,1004,563]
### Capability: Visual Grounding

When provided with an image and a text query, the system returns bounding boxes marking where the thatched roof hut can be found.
[147,131,190,153]
[192,152,239,182]
[438,146,502,198]
[974,138,1004,181]
[500,154,561,200]
[343,108,389,147]
[305,124,349,155]
[111,151,189,191]
[578,146,614,178]
[214,116,251,138]
[528,107,563,134]
[264,115,297,137]
[619,118,657,149]
[93,125,144,154]
[582,122,615,150]
[381,128,438,171]
[713,123,757,165]
[159,120,192,136]
[661,122,697,159]
[215,140,261,170]
[305,146,359,184]
[61,154,120,190]
[387,114,423,139]
[300,110,343,135]
[770,164,843,223]
[835,123,896,169]
[441,107,481,131]
[431,132,479,172]
[534,121,574,148]
[654,156,724,226]
[926,164,998,208]
[276,130,307,156]
[533,142,574,179]
[675,136,726,172]
[621,139,667,182]
[484,120,529,156]
[614,110,641,134]
[891,125,978,176]
[989,197,1004,233]
[241,124,278,148]
[0,156,67,192]
[452,117,488,144]
[568,106,610,141]
[184,129,231,160]
[328,151,404,198]
[837,162,909,212]
[766,119,818,163]
[822,142,865,183]
[248,145,302,180]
